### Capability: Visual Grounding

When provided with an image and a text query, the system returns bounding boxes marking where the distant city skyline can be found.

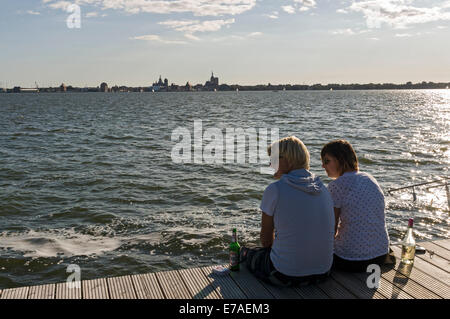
[3,75,448,93]
[1,0,449,87]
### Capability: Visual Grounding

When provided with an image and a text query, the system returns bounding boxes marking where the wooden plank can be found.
[131,273,165,299]
[317,277,358,299]
[391,246,450,285]
[83,278,109,299]
[352,271,413,299]
[107,275,137,299]
[387,248,449,298]
[3,239,446,300]
[420,241,450,260]
[229,264,274,299]
[399,266,450,299]
[179,267,220,299]
[379,265,441,299]
[294,284,329,299]
[156,269,192,299]
[0,287,29,299]
[56,282,82,299]
[331,271,385,299]
[28,284,55,299]
[432,239,450,250]
[258,281,302,299]
[416,251,450,273]
[200,265,247,299]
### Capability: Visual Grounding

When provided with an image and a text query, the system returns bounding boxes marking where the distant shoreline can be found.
[2,81,449,94]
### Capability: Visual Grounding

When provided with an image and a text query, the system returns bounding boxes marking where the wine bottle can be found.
[401,218,416,264]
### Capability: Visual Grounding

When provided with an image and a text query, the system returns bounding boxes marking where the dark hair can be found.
[321,140,359,175]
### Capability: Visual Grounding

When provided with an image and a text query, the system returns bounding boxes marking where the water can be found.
[0,90,448,289]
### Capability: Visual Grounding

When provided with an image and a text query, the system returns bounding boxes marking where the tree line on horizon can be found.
[2,81,449,93]
[225,81,450,91]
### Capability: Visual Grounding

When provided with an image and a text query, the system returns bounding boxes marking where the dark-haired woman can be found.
[321,139,394,272]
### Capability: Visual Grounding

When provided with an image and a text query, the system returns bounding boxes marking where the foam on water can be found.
[0,229,122,258]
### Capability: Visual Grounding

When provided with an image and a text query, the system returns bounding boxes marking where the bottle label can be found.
[401,245,416,261]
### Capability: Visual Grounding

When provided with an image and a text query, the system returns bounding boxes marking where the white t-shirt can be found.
[260,169,335,277]
[328,171,390,260]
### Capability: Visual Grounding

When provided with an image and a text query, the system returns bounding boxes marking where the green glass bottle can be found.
[229,228,240,271]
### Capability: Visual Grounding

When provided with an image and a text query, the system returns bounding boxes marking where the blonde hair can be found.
[268,136,310,170]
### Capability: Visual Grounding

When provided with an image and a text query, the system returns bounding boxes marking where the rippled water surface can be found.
[0,90,449,288]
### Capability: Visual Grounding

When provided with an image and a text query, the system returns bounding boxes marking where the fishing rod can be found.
[386,177,449,258]
[386,176,450,210]
[386,176,450,194]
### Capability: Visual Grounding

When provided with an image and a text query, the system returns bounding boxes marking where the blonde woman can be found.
[241,136,335,286]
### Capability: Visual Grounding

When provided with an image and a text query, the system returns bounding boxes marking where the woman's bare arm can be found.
[260,212,275,248]
[334,207,341,236]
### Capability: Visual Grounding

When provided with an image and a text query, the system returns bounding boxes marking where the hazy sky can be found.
[1,0,449,87]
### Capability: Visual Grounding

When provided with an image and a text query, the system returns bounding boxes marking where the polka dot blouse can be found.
[328,171,390,261]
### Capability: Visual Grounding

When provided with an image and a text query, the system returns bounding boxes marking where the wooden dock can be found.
[0,239,448,299]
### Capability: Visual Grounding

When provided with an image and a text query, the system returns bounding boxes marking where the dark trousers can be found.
[240,246,330,287]
[332,249,396,272]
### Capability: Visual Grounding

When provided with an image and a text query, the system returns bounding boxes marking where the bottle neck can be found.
[405,219,414,238]
[232,233,237,243]
[404,226,415,243]
[408,220,414,228]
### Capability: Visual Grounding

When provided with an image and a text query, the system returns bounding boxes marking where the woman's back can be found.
[328,171,389,260]
[261,169,335,277]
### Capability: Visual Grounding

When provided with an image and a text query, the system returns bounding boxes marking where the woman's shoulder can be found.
[263,180,280,195]
[329,171,362,189]
[330,172,355,185]
[355,171,380,185]
[345,171,384,194]
[340,170,375,181]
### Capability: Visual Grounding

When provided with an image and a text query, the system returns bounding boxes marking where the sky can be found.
[0,0,449,87]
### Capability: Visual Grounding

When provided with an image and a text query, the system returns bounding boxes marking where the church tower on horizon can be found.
[205,71,219,90]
